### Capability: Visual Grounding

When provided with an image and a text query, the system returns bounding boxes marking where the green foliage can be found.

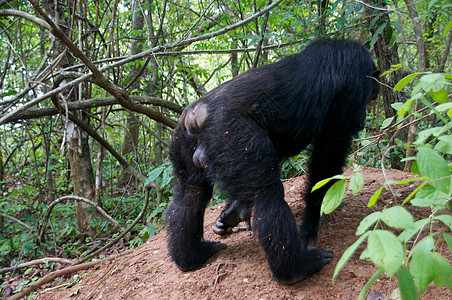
[145,162,173,189]
[322,72,452,297]
[280,150,309,179]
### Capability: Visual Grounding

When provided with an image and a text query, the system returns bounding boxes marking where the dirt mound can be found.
[34,168,450,299]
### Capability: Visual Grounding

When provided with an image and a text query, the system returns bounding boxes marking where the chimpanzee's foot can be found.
[274,248,333,285]
[175,240,227,271]
[213,200,251,235]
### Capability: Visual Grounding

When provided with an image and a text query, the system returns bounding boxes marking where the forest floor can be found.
[11,168,452,299]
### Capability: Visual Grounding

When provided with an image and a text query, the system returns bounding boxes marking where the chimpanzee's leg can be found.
[166,127,226,271]
[300,132,352,250]
[212,200,252,235]
[217,127,332,285]
[253,180,332,285]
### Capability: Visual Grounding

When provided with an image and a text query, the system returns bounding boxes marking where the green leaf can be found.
[356,211,382,235]
[370,23,387,46]
[419,73,447,92]
[146,222,155,237]
[444,20,452,36]
[321,179,346,215]
[416,146,451,194]
[391,102,404,111]
[146,166,164,185]
[23,241,34,254]
[410,236,435,294]
[349,172,364,195]
[368,230,404,276]
[368,186,384,207]
[411,160,419,175]
[398,219,430,243]
[414,127,445,145]
[381,116,394,129]
[411,183,449,209]
[393,73,422,91]
[443,233,452,251]
[381,206,414,230]
[429,88,448,103]
[25,214,37,223]
[312,175,346,192]
[381,64,401,76]
[435,103,452,112]
[396,266,419,300]
[162,164,173,187]
[332,232,370,283]
[395,177,429,185]
[433,214,452,230]
[447,108,452,119]
[431,252,452,289]
[244,34,262,46]
[24,267,33,275]
[434,135,452,155]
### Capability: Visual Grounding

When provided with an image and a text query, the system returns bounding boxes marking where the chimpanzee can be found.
[166,39,380,285]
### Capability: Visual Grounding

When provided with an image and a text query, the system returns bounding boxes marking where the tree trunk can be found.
[365,0,407,170]
[118,112,140,186]
[118,0,144,186]
[403,0,426,71]
[44,0,98,235]
[67,122,97,234]
[402,0,425,170]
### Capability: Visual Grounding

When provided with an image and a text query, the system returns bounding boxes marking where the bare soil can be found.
[29,168,451,299]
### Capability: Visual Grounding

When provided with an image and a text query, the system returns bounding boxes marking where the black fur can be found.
[166,39,380,285]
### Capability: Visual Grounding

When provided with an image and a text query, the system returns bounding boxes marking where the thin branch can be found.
[6,249,136,300]
[0,72,91,125]
[0,212,32,231]
[92,0,285,71]
[7,95,183,122]
[252,0,272,68]
[0,9,51,30]
[38,196,125,244]
[403,0,426,71]
[354,0,398,12]
[0,257,76,275]
[76,187,155,265]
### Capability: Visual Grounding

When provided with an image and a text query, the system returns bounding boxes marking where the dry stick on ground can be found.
[0,258,76,275]
[6,248,136,300]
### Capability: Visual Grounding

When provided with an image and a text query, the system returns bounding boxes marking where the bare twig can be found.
[0,257,76,275]
[6,249,136,300]
[0,212,32,231]
[252,0,272,68]
[38,196,125,244]
[75,187,156,265]
[0,9,51,30]
[6,95,183,122]
[381,145,398,200]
